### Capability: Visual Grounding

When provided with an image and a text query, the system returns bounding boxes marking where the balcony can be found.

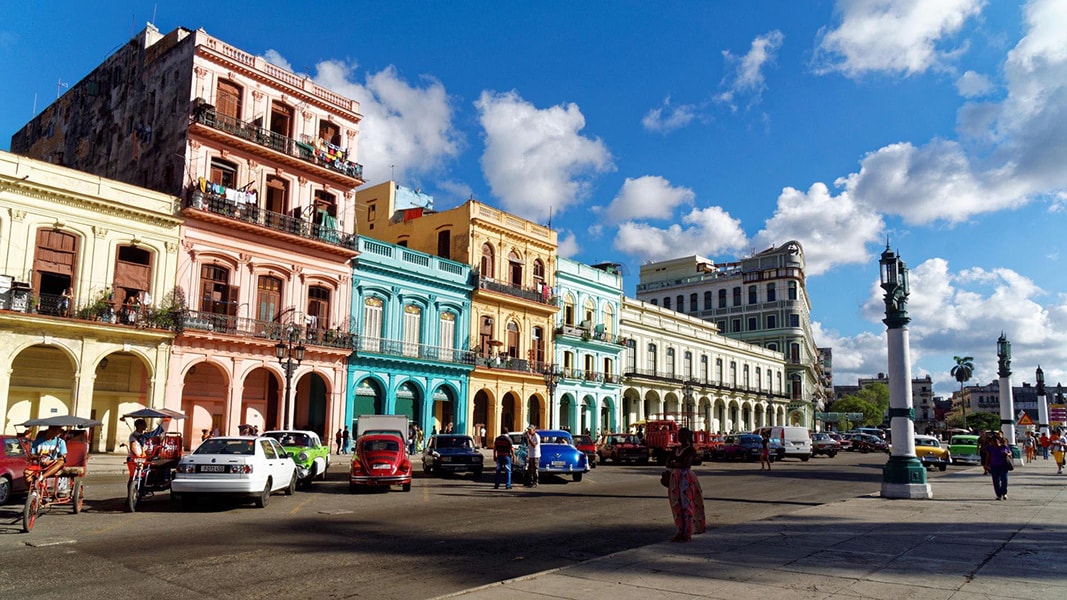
[622,368,790,399]
[182,309,353,350]
[354,335,475,367]
[553,324,629,347]
[0,290,180,332]
[558,368,621,385]
[185,186,357,251]
[191,100,363,181]
[473,354,552,375]
[474,274,554,306]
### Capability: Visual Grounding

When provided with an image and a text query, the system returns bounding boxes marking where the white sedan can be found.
[172,436,297,508]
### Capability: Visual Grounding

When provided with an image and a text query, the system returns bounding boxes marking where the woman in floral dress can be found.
[666,427,706,542]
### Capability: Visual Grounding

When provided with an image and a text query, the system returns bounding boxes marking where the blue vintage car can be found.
[514,430,589,483]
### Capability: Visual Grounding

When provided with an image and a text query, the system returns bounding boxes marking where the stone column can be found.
[997,334,1016,445]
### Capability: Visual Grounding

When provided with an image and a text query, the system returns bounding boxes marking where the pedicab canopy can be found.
[121,408,187,420]
[19,415,103,428]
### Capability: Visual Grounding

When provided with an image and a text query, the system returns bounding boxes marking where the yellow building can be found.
[356,181,558,440]
[0,151,181,451]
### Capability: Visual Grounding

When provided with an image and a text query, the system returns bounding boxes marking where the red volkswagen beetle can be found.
[349,433,412,492]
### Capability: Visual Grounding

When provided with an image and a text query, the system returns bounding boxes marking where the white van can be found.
[753,426,812,461]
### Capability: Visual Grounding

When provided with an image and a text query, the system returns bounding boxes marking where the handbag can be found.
[660,470,671,487]
[1006,454,1014,471]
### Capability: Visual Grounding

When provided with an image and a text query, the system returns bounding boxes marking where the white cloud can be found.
[716,30,784,110]
[642,97,699,133]
[813,0,984,78]
[845,257,1067,392]
[602,176,695,224]
[262,49,295,73]
[311,61,461,185]
[557,231,580,258]
[475,90,613,222]
[613,206,746,262]
[753,182,884,276]
[956,70,994,97]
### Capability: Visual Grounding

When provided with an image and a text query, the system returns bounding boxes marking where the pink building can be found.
[12,24,363,444]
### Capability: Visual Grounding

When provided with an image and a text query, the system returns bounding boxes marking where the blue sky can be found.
[3,1,1066,398]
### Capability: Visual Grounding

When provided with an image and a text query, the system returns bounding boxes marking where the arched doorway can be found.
[7,345,76,434]
[502,392,521,433]
[599,398,614,433]
[181,362,229,448]
[394,381,421,429]
[643,391,662,421]
[431,386,456,434]
[242,366,280,432]
[559,393,574,432]
[580,396,595,434]
[526,394,542,428]
[473,389,490,438]
[92,351,151,452]
[351,378,384,416]
[294,372,328,437]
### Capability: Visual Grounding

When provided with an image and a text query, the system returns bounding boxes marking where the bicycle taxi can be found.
[18,415,100,533]
[120,407,186,512]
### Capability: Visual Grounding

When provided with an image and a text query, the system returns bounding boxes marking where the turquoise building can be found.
[347,237,474,436]
[552,258,627,435]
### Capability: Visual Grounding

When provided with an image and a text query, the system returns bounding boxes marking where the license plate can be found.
[199,465,226,472]
[441,457,452,462]
[373,463,390,470]
[551,461,565,467]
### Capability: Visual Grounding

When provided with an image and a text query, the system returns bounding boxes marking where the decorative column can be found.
[1037,366,1050,437]
[997,334,1016,445]
[878,244,932,499]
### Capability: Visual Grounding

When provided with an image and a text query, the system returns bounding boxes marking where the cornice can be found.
[0,179,182,230]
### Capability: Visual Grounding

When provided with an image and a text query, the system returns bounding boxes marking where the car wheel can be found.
[72,480,84,514]
[472,468,483,479]
[939,464,947,472]
[284,471,297,496]
[828,452,837,458]
[402,482,411,492]
[801,455,810,462]
[573,472,583,482]
[254,478,272,508]
[0,476,10,505]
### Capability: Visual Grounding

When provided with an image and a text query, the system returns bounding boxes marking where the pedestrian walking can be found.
[666,427,706,542]
[759,435,772,471]
[493,426,514,490]
[1040,432,1051,460]
[341,427,351,454]
[524,425,540,487]
[978,431,991,475]
[986,433,1013,500]
[1053,431,1067,474]
[480,424,487,449]
[1023,432,1036,462]
[335,429,343,454]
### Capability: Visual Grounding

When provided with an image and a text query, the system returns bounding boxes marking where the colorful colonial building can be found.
[12,24,364,444]
[0,151,181,451]
[355,181,557,440]
[348,235,473,437]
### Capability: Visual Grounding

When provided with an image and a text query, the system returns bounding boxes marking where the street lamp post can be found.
[1036,366,1049,437]
[878,243,932,499]
[681,380,693,429]
[275,324,306,430]
[544,367,560,430]
[997,333,1016,445]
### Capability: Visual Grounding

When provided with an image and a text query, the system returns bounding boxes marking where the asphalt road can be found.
[0,451,954,599]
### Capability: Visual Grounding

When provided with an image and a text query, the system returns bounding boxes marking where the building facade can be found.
[348,236,473,438]
[634,241,823,428]
[0,151,181,451]
[551,258,626,435]
[618,297,789,432]
[356,181,557,441]
[12,24,364,444]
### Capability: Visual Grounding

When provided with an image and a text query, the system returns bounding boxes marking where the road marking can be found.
[289,497,313,515]
[25,538,77,548]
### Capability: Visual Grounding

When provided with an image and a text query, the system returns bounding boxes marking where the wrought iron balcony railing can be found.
[186,187,357,250]
[354,334,474,366]
[191,101,363,180]
[474,274,554,305]
[182,309,353,350]
[1,290,180,332]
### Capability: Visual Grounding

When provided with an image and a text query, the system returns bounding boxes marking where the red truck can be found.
[643,420,710,464]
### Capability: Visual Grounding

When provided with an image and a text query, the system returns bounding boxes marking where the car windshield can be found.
[543,435,572,445]
[437,436,473,449]
[195,439,255,455]
[951,436,976,445]
[739,435,762,443]
[363,439,400,452]
[574,435,592,445]
[265,432,313,447]
[915,437,940,447]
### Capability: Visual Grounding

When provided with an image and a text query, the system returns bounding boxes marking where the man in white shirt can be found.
[524,425,541,487]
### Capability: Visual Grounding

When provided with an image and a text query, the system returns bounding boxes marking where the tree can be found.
[951,356,975,428]
[966,411,1000,433]
[828,395,880,427]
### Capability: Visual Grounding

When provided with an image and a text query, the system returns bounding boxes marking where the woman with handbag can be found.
[665,427,706,542]
[987,432,1013,501]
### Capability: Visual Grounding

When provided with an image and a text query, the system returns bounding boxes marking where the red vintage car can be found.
[572,434,598,468]
[0,435,29,505]
[349,433,412,492]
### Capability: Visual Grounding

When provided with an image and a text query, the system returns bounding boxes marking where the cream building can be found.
[619,297,789,432]
[0,151,181,451]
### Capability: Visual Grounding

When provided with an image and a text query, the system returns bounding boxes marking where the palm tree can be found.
[951,356,975,429]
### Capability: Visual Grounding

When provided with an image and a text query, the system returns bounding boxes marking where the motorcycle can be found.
[121,408,186,512]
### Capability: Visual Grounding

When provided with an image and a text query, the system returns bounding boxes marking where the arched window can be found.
[216,80,242,119]
[533,259,545,286]
[506,321,520,358]
[563,294,576,326]
[361,297,383,351]
[508,250,522,286]
[582,298,595,328]
[256,275,282,322]
[403,304,422,356]
[307,285,330,330]
[480,243,495,279]
[704,291,712,310]
[718,289,727,308]
[479,315,494,356]
[603,303,615,336]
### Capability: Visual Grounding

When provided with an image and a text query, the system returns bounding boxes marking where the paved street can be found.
[0,451,942,599]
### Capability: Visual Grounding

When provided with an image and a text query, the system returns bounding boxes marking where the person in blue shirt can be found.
[126,417,171,477]
[26,425,67,483]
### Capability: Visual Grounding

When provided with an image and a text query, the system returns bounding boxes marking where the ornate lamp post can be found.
[878,243,932,499]
[681,379,694,428]
[544,367,561,430]
[274,324,306,430]
[1037,366,1050,437]
[997,333,1016,445]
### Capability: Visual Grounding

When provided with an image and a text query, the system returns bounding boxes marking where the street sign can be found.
[1051,404,1066,426]
[1017,413,1034,426]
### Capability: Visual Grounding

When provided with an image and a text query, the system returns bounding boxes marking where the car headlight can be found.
[298,451,309,463]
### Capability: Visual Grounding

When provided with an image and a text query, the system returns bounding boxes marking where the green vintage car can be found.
[263,430,331,487]
[948,434,980,465]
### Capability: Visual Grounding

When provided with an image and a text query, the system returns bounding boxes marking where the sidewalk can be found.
[436,457,1067,600]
